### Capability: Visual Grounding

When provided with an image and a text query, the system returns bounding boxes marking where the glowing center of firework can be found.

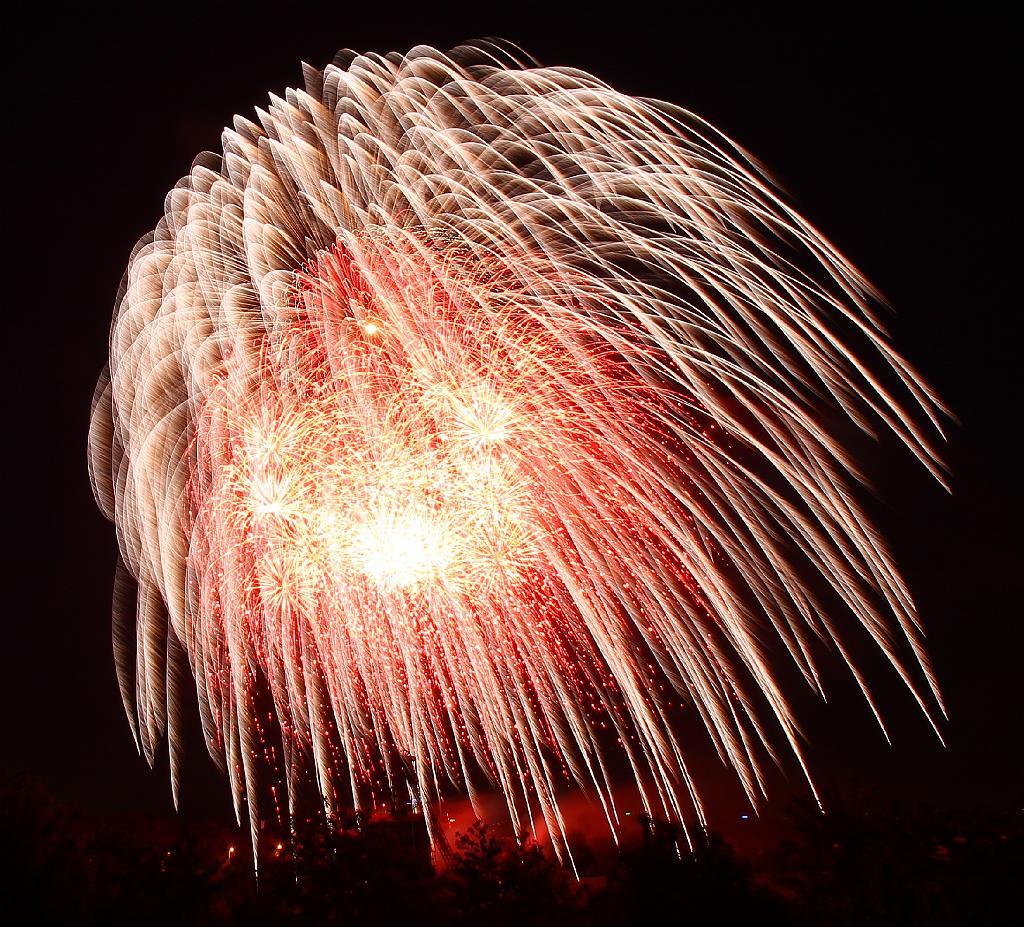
[191,242,564,612]
[249,471,296,518]
[450,385,514,447]
[351,509,455,591]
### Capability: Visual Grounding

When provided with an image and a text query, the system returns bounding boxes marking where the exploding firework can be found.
[89,40,948,865]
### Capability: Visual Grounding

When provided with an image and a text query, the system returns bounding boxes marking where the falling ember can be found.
[89,41,949,868]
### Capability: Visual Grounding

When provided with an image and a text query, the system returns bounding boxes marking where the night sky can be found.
[6,6,1019,845]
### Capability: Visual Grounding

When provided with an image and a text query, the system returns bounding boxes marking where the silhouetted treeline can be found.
[2,775,1019,925]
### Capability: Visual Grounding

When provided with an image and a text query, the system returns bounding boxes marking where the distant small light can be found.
[276,843,283,851]
[740,814,749,820]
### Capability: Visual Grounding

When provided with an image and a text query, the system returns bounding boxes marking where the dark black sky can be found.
[6,4,1019,840]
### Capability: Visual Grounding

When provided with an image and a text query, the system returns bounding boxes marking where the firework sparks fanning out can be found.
[90,41,948,865]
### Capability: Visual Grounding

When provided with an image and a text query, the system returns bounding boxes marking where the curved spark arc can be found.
[89,41,948,865]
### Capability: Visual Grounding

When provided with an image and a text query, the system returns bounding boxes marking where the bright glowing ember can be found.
[90,41,948,868]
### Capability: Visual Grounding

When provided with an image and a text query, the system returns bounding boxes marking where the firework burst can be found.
[89,40,948,866]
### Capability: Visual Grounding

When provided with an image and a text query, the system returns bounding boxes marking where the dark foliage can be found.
[2,776,1019,926]
[599,817,794,925]
[766,795,1023,926]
